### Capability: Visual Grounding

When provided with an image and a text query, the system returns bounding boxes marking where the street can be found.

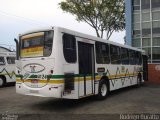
[0,83,160,120]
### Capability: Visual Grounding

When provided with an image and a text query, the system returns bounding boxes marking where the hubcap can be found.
[101,84,107,96]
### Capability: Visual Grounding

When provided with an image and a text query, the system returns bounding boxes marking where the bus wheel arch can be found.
[96,76,110,100]
[0,75,6,87]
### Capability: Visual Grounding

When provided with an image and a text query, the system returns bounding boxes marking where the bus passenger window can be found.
[121,48,129,64]
[63,33,77,63]
[129,50,136,65]
[7,57,15,64]
[95,42,110,64]
[0,57,5,65]
[136,51,142,65]
[110,45,121,64]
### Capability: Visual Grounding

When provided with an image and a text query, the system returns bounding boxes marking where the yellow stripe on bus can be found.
[48,80,64,84]
[16,79,23,82]
[96,73,138,80]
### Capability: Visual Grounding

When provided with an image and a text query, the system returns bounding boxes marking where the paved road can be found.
[0,83,160,120]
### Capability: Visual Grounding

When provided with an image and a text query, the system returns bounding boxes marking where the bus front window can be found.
[20,31,54,58]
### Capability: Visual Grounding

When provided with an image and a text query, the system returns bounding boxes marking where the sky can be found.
[0,0,125,50]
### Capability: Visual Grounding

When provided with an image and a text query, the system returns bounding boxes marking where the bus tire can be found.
[96,79,109,100]
[0,76,5,87]
[137,74,142,87]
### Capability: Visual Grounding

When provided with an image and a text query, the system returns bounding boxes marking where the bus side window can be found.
[139,53,142,65]
[63,33,77,63]
[0,57,5,65]
[121,48,129,64]
[95,42,110,64]
[110,45,121,64]
[7,57,15,64]
[136,51,142,65]
[129,50,136,65]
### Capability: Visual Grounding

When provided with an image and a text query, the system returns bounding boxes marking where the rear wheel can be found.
[137,75,142,87]
[0,76,5,87]
[96,80,109,100]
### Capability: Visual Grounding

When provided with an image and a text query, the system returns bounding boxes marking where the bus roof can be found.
[18,26,144,53]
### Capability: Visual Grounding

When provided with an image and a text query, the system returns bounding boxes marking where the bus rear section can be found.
[16,58,65,98]
[15,30,65,97]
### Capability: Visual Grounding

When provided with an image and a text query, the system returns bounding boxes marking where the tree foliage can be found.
[59,0,125,40]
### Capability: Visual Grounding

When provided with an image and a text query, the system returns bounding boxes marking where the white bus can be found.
[15,27,148,99]
[0,52,16,87]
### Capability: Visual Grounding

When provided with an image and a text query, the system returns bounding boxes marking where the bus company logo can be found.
[30,65,35,73]
[23,63,45,73]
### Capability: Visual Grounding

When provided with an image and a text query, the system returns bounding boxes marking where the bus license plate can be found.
[30,90,39,94]
[31,79,38,83]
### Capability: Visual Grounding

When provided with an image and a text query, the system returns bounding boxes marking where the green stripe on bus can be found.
[16,74,95,79]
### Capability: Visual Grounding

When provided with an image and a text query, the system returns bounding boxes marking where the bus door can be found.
[142,55,148,81]
[78,42,95,97]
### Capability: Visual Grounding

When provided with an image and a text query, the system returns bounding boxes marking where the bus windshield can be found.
[20,31,54,58]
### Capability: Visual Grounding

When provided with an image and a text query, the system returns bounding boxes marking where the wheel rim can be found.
[0,78,3,86]
[101,84,107,96]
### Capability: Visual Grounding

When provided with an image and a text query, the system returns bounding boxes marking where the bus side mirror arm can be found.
[14,38,19,60]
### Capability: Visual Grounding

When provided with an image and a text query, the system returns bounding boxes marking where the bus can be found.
[0,52,16,87]
[15,27,148,99]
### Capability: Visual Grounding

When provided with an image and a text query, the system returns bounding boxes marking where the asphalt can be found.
[0,83,160,120]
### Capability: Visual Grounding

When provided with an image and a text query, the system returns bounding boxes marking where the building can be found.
[125,0,160,83]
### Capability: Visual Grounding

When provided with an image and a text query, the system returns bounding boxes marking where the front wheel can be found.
[0,76,5,87]
[96,80,109,100]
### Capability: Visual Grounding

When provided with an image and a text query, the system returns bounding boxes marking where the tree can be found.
[59,0,125,40]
